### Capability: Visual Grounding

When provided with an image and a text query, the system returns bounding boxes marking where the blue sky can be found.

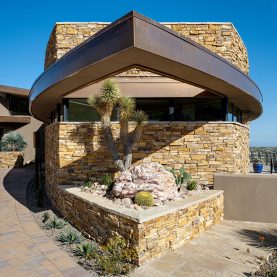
[0,0,276,146]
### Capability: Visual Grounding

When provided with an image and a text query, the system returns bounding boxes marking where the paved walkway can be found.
[0,168,88,277]
[131,220,277,277]
[0,168,276,277]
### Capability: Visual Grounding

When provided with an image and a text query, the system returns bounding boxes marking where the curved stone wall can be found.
[45,121,249,191]
[45,22,249,74]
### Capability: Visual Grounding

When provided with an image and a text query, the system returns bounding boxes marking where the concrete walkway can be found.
[0,168,276,277]
[0,168,88,277]
[131,220,277,277]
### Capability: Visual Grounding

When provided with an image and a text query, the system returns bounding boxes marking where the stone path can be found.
[131,220,277,277]
[0,168,88,277]
[0,168,276,277]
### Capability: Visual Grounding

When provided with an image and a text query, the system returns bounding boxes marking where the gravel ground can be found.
[253,250,277,276]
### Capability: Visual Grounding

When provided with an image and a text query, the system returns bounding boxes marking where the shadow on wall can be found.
[47,122,207,186]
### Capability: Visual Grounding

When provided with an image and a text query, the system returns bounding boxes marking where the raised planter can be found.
[52,186,224,265]
[0,151,23,168]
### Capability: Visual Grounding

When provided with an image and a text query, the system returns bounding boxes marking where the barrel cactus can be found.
[134,191,154,207]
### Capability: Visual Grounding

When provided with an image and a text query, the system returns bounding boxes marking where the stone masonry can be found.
[45,122,249,191]
[51,185,223,265]
[45,22,249,74]
[0,152,23,168]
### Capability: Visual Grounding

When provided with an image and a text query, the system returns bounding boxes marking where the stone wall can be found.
[50,185,223,265]
[0,152,23,168]
[45,22,249,74]
[45,122,249,190]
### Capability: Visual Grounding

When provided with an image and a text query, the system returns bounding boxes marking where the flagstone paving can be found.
[0,168,88,277]
[0,167,276,277]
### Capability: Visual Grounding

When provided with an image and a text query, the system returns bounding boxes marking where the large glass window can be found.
[62,97,241,123]
[9,95,29,115]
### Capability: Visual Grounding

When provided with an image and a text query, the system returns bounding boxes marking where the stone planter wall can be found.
[45,121,249,193]
[51,186,223,265]
[0,152,23,168]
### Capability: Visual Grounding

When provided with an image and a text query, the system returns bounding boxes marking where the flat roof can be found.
[30,11,262,122]
[0,85,29,97]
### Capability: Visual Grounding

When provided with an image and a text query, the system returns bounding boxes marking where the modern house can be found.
[0,85,42,165]
[29,12,262,191]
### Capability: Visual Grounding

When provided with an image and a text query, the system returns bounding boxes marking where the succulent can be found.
[101,174,114,190]
[0,132,27,151]
[57,229,83,244]
[42,212,50,223]
[187,180,198,191]
[45,216,66,229]
[134,191,154,207]
[74,242,97,259]
[83,178,92,188]
[170,166,191,187]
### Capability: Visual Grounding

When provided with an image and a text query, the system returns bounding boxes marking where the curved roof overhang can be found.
[29,11,262,122]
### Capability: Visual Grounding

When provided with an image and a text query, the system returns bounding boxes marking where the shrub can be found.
[101,173,114,190]
[45,216,66,229]
[0,132,27,151]
[58,229,82,244]
[42,212,50,223]
[83,178,92,188]
[170,166,191,187]
[268,269,277,277]
[74,242,97,259]
[96,236,136,275]
[187,180,198,190]
[134,191,154,207]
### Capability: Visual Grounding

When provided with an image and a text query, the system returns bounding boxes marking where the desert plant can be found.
[45,216,66,229]
[268,269,277,277]
[96,236,136,275]
[134,191,154,207]
[0,132,27,151]
[170,166,191,187]
[83,178,92,188]
[187,180,198,190]
[42,212,50,223]
[88,79,148,171]
[58,229,82,244]
[100,173,114,190]
[74,242,97,259]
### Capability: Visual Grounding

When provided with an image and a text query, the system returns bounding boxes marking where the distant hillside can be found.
[250,147,277,164]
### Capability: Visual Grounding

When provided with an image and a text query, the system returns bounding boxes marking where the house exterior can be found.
[0,85,42,166]
[29,12,262,190]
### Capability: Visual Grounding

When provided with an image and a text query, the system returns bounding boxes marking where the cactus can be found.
[134,191,154,207]
[170,166,191,187]
[187,180,198,191]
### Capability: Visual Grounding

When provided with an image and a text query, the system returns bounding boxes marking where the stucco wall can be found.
[45,22,249,74]
[214,173,277,223]
[45,122,249,188]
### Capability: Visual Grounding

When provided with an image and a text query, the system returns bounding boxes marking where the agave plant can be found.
[74,242,97,259]
[88,79,148,171]
[170,166,191,187]
[0,132,27,151]
[58,229,83,244]
[45,216,66,229]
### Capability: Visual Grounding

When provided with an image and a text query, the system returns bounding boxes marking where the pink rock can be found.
[112,162,178,201]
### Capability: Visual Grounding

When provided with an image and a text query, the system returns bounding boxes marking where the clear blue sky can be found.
[0,0,276,146]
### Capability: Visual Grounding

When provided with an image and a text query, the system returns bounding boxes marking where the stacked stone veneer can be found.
[0,152,23,168]
[45,122,249,191]
[45,22,249,74]
[50,186,223,265]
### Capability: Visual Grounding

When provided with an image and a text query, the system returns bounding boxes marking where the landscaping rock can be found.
[121,198,133,207]
[112,162,178,201]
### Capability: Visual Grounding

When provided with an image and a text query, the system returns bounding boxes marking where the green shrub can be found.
[0,132,27,151]
[83,178,92,188]
[101,173,114,190]
[96,236,136,275]
[187,180,198,190]
[45,216,66,229]
[74,242,97,259]
[268,269,277,277]
[170,166,191,187]
[134,191,154,207]
[58,229,82,244]
[42,212,50,223]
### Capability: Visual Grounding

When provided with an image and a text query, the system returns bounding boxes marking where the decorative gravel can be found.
[253,250,277,276]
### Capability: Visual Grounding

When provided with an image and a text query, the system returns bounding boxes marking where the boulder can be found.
[112,162,178,201]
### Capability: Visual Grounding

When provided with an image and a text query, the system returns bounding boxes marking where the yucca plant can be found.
[88,79,148,171]
[45,216,66,229]
[58,229,83,244]
[0,132,27,151]
[74,242,97,259]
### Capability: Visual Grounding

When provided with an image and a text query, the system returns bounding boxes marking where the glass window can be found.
[9,95,29,115]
